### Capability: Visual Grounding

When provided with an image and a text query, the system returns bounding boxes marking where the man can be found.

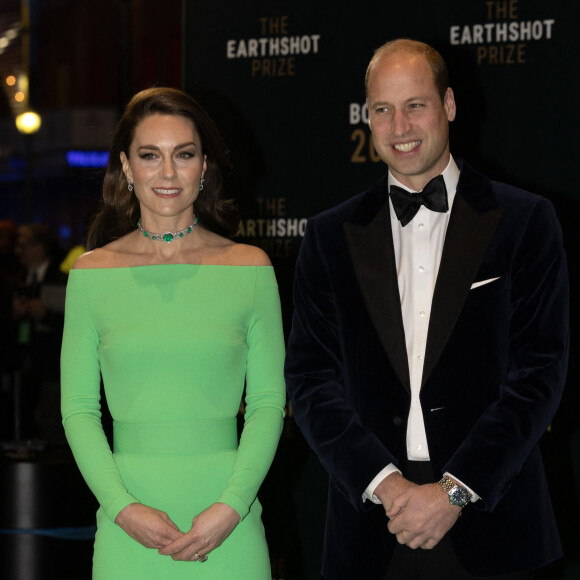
[284,39,568,579]
[11,224,67,444]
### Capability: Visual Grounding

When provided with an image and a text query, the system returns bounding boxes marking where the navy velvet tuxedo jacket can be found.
[284,161,569,579]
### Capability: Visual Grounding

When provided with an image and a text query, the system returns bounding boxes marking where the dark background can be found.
[0,1,578,578]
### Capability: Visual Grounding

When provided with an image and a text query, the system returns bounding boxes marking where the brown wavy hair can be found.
[87,87,237,249]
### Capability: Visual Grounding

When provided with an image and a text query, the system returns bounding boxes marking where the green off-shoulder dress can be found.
[61,265,286,579]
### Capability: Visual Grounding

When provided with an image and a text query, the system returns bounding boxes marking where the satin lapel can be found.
[422,194,503,385]
[344,203,410,392]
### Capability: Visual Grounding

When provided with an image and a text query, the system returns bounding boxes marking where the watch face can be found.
[449,486,470,506]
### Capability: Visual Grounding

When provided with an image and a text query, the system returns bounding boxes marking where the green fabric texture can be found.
[61,265,286,579]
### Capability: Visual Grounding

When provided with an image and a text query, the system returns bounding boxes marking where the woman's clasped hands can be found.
[115,501,240,563]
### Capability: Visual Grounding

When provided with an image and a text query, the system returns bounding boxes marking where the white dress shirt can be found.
[26,259,50,285]
[363,157,478,503]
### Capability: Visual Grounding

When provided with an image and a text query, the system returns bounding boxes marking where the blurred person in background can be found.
[12,223,67,444]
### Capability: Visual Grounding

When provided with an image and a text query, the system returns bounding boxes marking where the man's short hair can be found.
[365,38,449,102]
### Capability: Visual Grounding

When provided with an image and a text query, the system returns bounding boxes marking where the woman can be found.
[61,87,286,579]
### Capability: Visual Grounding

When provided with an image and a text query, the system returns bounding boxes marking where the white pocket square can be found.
[470,277,501,290]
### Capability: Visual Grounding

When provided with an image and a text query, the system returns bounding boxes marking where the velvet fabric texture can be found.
[284,161,569,579]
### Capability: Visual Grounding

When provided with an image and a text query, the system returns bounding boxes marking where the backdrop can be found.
[183,2,580,578]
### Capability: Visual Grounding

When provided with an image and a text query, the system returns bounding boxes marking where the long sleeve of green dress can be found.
[61,265,286,523]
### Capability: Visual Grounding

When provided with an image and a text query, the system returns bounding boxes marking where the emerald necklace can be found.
[137,216,198,243]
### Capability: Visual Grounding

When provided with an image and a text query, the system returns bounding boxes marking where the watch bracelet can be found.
[438,475,456,492]
[439,475,472,503]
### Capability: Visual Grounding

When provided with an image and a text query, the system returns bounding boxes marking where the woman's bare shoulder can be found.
[72,237,134,269]
[228,243,272,266]
[199,230,271,266]
[71,248,113,269]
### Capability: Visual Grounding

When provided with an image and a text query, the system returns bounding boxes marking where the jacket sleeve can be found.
[285,218,398,510]
[443,197,569,511]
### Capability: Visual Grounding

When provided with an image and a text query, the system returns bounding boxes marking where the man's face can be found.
[367,51,456,191]
[14,230,44,267]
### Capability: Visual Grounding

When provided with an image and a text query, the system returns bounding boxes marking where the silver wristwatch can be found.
[439,475,471,508]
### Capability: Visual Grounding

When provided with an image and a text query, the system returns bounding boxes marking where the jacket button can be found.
[393,416,402,427]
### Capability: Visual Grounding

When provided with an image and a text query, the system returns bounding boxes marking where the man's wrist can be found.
[438,475,471,508]
[363,464,401,504]
[443,472,479,503]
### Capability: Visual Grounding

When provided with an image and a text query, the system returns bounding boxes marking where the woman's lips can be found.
[153,188,182,198]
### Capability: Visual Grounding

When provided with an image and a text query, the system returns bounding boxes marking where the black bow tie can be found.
[389,175,448,227]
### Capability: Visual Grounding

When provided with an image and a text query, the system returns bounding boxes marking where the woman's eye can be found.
[177,151,195,159]
[139,152,156,160]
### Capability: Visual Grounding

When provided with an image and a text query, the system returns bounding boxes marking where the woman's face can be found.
[120,113,207,227]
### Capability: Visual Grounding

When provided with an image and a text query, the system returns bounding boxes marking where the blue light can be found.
[66,150,109,168]
[9,156,26,170]
[59,225,72,239]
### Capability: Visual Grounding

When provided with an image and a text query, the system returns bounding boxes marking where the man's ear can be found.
[444,88,456,122]
[366,98,373,131]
